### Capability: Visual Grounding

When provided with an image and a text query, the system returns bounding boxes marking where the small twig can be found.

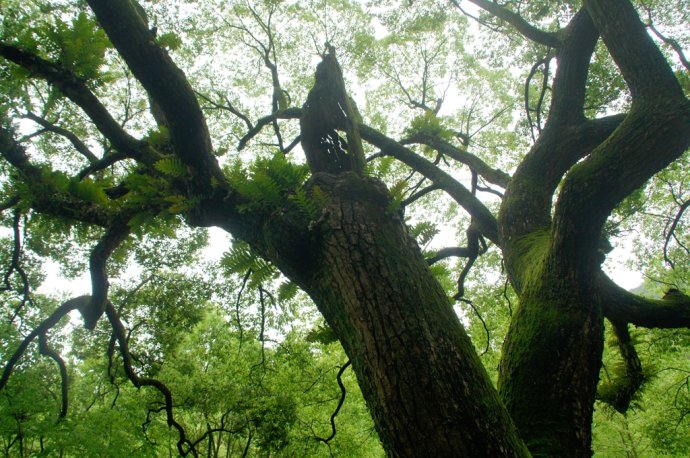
[457,298,490,355]
[235,269,252,347]
[664,199,690,268]
[195,91,253,131]
[525,55,553,142]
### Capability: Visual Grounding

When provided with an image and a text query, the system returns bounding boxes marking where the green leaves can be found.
[405,111,454,141]
[39,12,111,83]
[228,152,309,213]
[222,240,277,287]
[154,157,186,177]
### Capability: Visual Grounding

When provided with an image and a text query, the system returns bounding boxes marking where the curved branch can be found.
[195,91,253,131]
[401,183,440,207]
[104,302,196,457]
[78,151,129,179]
[605,319,644,413]
[0,296,88,392]
[83,222,131,330]
[0,43,145,159]
[316,360,352,444]
[22,112,99,164]
[664,199,690,268]
[38,333,69,418]
[237,107,302,150]
[458,297,491,355]
[2,210,29,295]
[457,0,563,48]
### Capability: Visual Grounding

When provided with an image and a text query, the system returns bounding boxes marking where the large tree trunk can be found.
[496,2,690,456]
[261,172,529,456]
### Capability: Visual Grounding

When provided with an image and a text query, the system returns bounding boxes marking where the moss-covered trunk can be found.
[497,233,604,456]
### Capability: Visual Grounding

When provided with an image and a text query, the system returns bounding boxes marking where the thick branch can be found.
[83,222,130,330]
[459,0,562,48]
[547,9,600,124]
[86,0,226,192]
[599,274,690,328]
[0,43,145,159]
[426,246,472,265]
[585,0,686,102]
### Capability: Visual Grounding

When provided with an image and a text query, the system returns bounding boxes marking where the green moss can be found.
[507,228,551,292]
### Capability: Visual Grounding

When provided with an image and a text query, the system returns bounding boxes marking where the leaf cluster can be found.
[228,152,309,214]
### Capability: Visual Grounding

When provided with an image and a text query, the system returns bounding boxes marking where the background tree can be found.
[0,0,689,456]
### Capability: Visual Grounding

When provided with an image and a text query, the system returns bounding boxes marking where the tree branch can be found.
[360,124,500,244]
[551,0,690,271]
[22,112,99,163]
[0,122,113,226]
[86,0,226,192]
[38,333,69,419]
[0,296,88,392]
[605,319,644,413]
[599,274,690,328]
[402,133,511,188]
[237,107,302,151]
[83,221,131,330]
[104,301,196,457]
[456,0,563,48]
[315,360,351,444]
[0,43,146,160]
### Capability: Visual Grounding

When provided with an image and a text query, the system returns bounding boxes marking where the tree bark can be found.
[251,172,529,457]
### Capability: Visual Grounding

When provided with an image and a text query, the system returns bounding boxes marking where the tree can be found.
[0,0,689,456]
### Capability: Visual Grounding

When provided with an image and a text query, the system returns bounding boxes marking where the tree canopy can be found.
[0,0,689,456]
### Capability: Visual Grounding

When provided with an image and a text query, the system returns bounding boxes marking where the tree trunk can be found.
[255,172,529,457]
[497,232,604,456]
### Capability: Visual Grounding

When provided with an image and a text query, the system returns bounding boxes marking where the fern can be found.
[409,221,439,246]
[229,153,310,213]
[277,281,299,302]
[387,180,407,213]
[221,241,277,287]
[154,157,186,177]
